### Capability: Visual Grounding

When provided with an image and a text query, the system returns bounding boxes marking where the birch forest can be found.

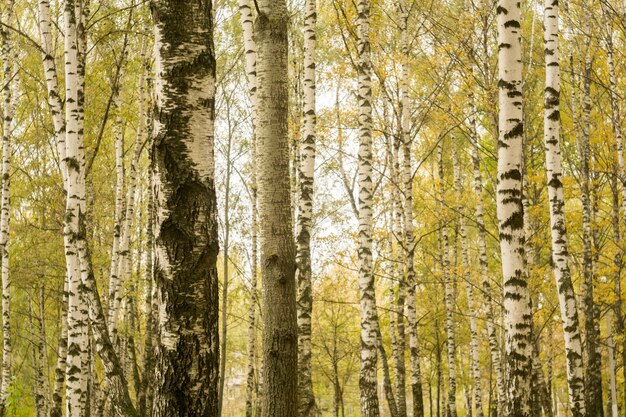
[0,0,626,416]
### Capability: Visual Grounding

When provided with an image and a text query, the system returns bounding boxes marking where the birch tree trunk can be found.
[238,0,259,415]
[107,90,125,340]
[63,2,91,413]
[28,294,45,417]
[470,107,505,417]
[438,144,456,417]
[453,149,483,417]
[356,0,381,415]
[496,1,532,415]
[576,17,603,417]
[377,328,398,417]
[38,2,79,416]
[111,69,147,339]
[254,1,298,416]
[38,287,51,415]
[401,104,424,417]
[542,3,586,415]
[138,180,155,417]
[296,0,318,414]
[51,278,69,417]
[0,3,14,413]
[218,103,233,417]
[151,1,219,415]
[396,6,412,416]
[603,7,626,412]
[607,312,618,417]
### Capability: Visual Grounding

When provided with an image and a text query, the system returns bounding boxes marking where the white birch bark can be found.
[607,312,618,417]
[107,91,125,338]
[28,294,45,417]
[63,2,136,415]
[38,287,51,415]
[38,3,73,416]
[356,0,381,415]
[63,2,89,413]
[453,148,483,417]
[51,278,69,417]
[542,3,585,415]
[111,69,146,339]
[496,1,532,415]
[296,0,318,414]
[601,5,626,411]
[438,143,456,417]
[38,0,68,184]
[237,1,259,415]
[399,13,424,409]
[151,1,219,415]
[470,123,505,417]
[0,4,14,413]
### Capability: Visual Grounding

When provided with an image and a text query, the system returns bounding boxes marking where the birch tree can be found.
[237,0,260,415]
[0,2,14,413]
[542,2,585,415]
[496,1,532,415]
[399,4,424,415]
[437,143,456,417]
[150,1,219,415]
[356,0,381,415]
[254,1,298,416]
[296,0,318,414]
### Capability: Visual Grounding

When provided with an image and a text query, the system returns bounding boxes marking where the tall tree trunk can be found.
[255,1,298,416]
[104,9,133,342]
[39,287,51,415]
[470,104,505,417]
[377,328,398,417]
[438,144,456,417]
[396,5,412,417]
[27,294,44,417]
[238,1,259,416]
[356,0,381,415]
[453,148,483,417]
[297,0,318,414]
[607,312,619,417]
[396,4,424,406]
[150,1,219,416]
[0,3,14,414]
[496,1,532,416]
[107,89,125,340]
[139,179,155,417]
[111,68,147,340]
[542,2,586,415]
[63,2,89,414]
[51,278,69,417]
[603,6,626,412]
[217,102,233,417]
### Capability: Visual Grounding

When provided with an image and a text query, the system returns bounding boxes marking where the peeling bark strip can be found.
[542,2,586,416]
[254,1,298,417]
[496,1,532,416]
[150,1,219,416]
[297,0,318,413]
[356,0,381,416]
[0,3,15,414]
